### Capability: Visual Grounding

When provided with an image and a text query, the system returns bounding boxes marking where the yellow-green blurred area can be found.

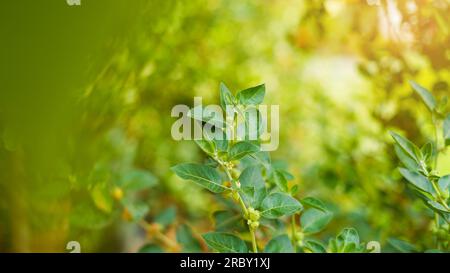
[0,0,449,252]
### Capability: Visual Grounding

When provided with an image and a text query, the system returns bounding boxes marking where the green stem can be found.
[429,180,449,211]
[250,228,258,253]
[291,215,297,252]
[139,220,180,251]
[431,180,442,198]
[434,214,442,250]
[237,194,249,216]
[433,118,440,169]
[217,157,257,252]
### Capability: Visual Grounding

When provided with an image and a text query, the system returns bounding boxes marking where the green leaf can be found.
[243,108,264,139]
[239,166,266,208]
[241,151,272,171]
[300,208,333,234]
[91,182,114,213]
[259,218,286,232]
[228,141,259,161]
[176,224,202,252]
[219,82,236,110]
[204,158,219,168]
[444,213,450,224]
[303,239,327,253]
[328,228,362,253]
[260,193,303,219]
[194,139,215,155]
[241,187,267,209]
[390,131,422,164]
[237,84,265,105]
[438,175,450,194]
[239,165,265,188]
[398,168,435,196]
[427,200,450,213]
[394,144,420,171]
[444,114,450,146]
[121,169,157,191]
[300,197,327,212]
[171,163,228,193]
[290,184,299,195]
[421,142,434,165]
[387,238,417,253]
[202,232,248,253]
[154,206,176,228]
[264,234,294,253]
[278,169,294,180]
[122,199,149,222]
[204,127,228,152]
[409,80,436,112]
[269,170,288,192]
[213,210,244,232]
[188,105,225,128]
[138,244,164,253]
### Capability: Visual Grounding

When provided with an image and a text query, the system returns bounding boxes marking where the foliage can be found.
[390,81,450,252]
[0,0,448,253]
[172,84,367,253]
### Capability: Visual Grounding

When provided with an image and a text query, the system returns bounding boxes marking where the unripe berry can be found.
[112,186,124,201]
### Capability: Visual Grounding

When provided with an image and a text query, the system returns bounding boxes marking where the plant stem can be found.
[139,220,180,251]
[217,158,257,252]
[433,118,440,169]
[250,228,258,253]
[237,193,249,216]
[291,215,297,252]
[220,161,248,214]
[434,214,442,250]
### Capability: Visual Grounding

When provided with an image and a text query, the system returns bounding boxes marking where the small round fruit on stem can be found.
[112,186,124,201]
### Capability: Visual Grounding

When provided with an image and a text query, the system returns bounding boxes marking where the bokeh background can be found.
[0,0,449,252]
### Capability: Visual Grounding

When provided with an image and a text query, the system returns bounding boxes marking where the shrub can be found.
[390,81,450,252]
[172,83,367,253]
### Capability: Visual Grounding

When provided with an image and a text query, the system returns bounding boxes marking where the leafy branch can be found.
[172,82,368,253]
[390,80,450,251]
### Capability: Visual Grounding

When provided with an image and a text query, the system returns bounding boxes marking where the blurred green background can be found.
[0,0,449,252]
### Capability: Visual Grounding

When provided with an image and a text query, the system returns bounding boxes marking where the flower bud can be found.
[247,207,260,221]
[250,221,259,229]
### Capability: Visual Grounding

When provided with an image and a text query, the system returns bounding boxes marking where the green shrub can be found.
[390,81,450,252]
[172,83,367,253]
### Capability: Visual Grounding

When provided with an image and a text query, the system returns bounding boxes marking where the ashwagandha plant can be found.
[390,80,450,252]
[172,83,369,253]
